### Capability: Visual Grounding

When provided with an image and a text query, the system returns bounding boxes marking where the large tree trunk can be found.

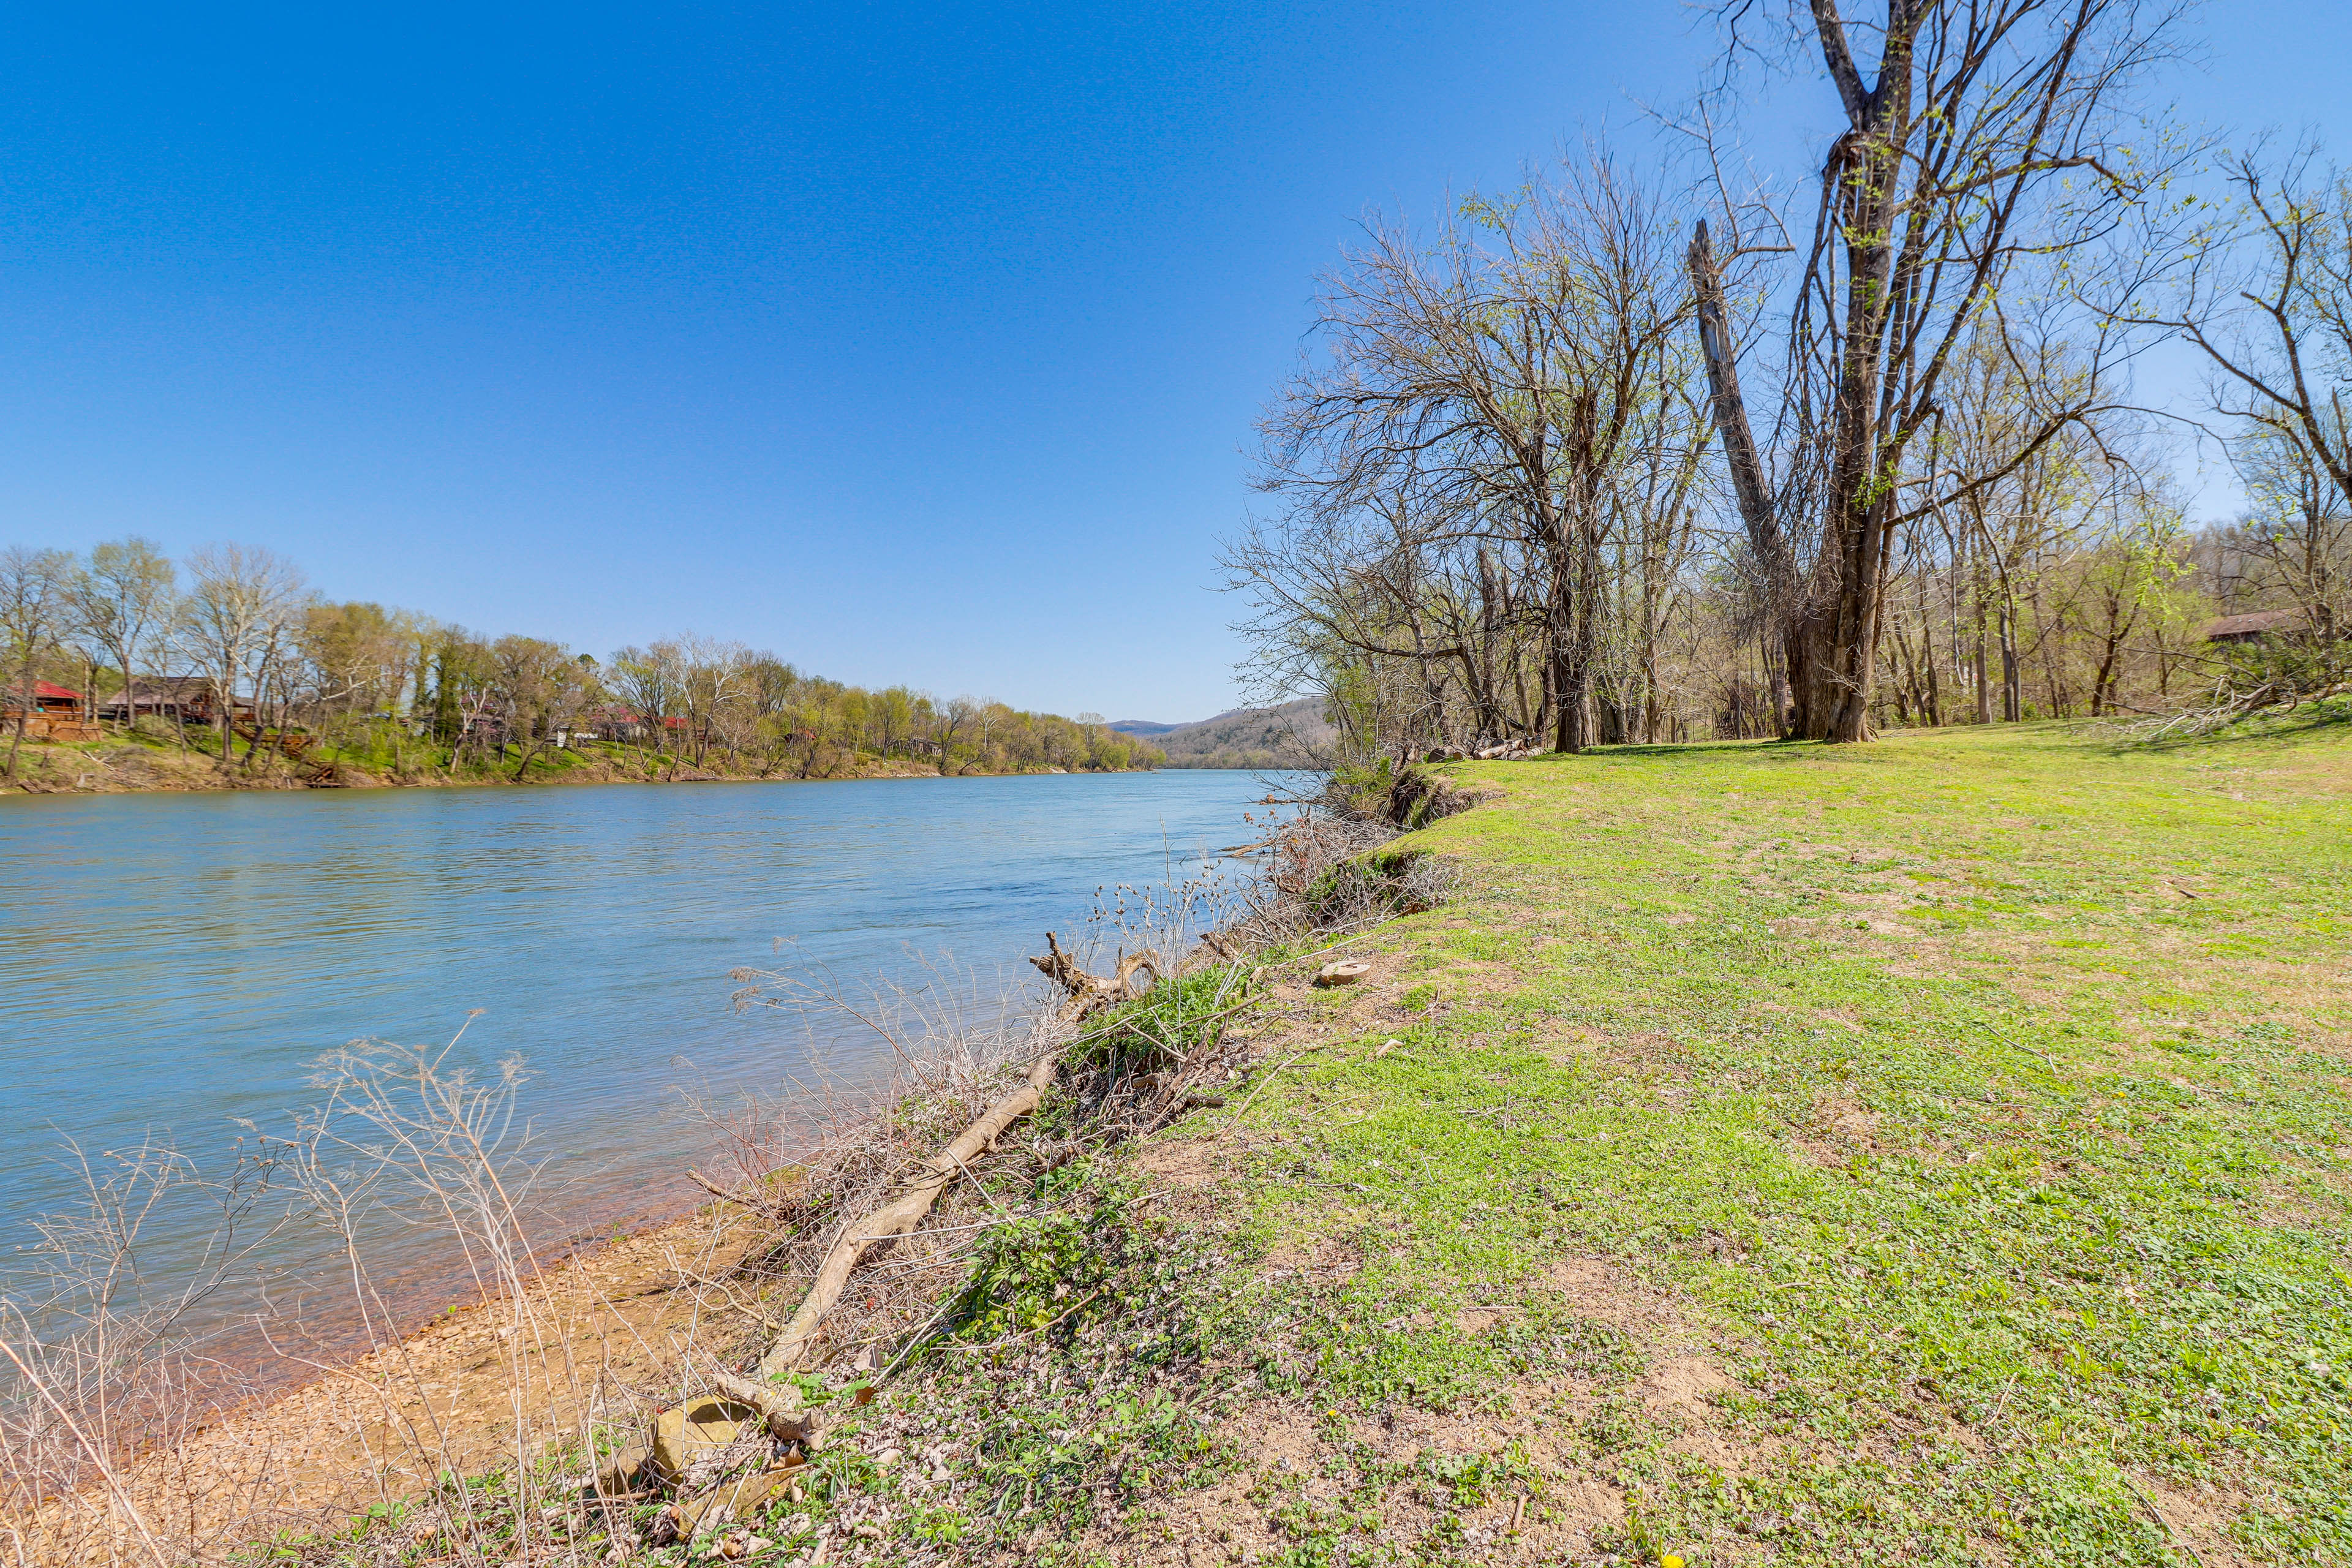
[1544,518,1575,752]
[1788,2,1922,743]
[2000,599,2022,722]
[214,674,236,769]
[1474,545,1507,744]
[1688,219,1809,738]
[1972,557,1994,722]
[1550,395,1606,755]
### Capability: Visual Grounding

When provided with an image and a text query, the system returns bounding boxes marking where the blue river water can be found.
[0,770,1278,1325]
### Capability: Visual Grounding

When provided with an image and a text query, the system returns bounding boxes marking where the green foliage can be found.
[1208,723,2352,1564]
[1325,755,1395,821]
[951,1182,1127,1340]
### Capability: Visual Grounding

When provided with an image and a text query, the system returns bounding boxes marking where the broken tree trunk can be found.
[704,1368,823,1443]
[1028,930,1157,1020]
[749,933,1140,1379]
[1687,218,1800,734]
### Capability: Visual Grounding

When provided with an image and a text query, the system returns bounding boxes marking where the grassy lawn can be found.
[1161,716,2352,1566]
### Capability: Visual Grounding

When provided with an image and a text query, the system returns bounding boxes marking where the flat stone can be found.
[649,1397,761,1484]
[662,1468,790,1540]
[593,1442,651,1496]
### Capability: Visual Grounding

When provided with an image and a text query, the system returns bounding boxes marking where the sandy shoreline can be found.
[96,1195,767,1554]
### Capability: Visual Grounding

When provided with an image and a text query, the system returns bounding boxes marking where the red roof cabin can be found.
[21,680,82,713]
[3,680,98,741]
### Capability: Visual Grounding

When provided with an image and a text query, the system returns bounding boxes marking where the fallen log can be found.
[748,933,1137,1379]
[704,1368,823,1443]
[753,1054,1055,1377]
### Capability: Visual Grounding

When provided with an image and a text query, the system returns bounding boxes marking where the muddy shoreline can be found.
[1,734,1144,797]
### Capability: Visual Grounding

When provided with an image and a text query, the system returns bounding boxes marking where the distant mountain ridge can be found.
[1110,699,1333,769]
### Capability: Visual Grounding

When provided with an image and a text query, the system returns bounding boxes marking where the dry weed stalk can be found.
[0,1136,304,1567]
[3,1028,744,1566]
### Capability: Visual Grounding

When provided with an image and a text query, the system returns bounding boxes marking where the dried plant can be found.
[0,1134,305,1567]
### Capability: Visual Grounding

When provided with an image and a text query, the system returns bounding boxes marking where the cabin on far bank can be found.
[581,706,694,745]
[2204,609,2313,645]
[2,680,100,742]
[96,677,252,728]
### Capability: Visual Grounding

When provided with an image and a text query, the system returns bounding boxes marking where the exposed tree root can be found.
[1028,930,1158,1018]
[748,934,1136,1379]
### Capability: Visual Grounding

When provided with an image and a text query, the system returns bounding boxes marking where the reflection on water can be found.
[0,771,1274,1336]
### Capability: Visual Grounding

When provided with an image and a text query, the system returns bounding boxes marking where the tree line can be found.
[0,540,1159,780]
[1227,0,2351,761]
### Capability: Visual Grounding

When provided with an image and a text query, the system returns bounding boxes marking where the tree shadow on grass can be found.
[2110,696,2352,755]
[1512,737,1817,766]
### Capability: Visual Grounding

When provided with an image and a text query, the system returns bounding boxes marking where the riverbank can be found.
[0,730,1150,795]
[27,717,2352,1566]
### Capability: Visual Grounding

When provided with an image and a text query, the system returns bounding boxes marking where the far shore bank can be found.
[0,731,1162,798]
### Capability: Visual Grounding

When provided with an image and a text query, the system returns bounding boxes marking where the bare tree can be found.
[1,545,74,777]
[608,642,685,771]
[486,636,596,779]
[180,545,307,771]
[2231,425,2351,642]
[2145,143,2352,643]
[1240,148,1703,758]
[1700,0,2188,739]
[676,633,751,768]
[65,539,178,738]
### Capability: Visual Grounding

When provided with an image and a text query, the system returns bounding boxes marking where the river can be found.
[0,770,1278,1337]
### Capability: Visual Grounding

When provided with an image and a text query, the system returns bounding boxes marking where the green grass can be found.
[1207,715,2352,1565]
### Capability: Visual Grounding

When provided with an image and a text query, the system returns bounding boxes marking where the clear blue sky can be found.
[4,2,2346,722]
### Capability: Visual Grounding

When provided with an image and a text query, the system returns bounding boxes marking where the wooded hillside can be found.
[1112,699,1336,769]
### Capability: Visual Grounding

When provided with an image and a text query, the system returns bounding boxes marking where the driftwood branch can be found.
[1029,930,1159,1021]
[752,1056,1054,1377]
[704,1368,823,1443]
[748,932,1140,1379]
[687,1168,778,1210]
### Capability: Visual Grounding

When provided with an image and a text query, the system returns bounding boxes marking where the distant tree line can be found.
[1227,2,2351,763]
[0,541,1158,780]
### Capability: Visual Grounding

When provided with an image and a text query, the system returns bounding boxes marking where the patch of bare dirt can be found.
[1088,1392,1633,1568]
[2126,1469,2262,1568]
[1080,1224,1760,1567]
[1135,1137,1223,1191]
